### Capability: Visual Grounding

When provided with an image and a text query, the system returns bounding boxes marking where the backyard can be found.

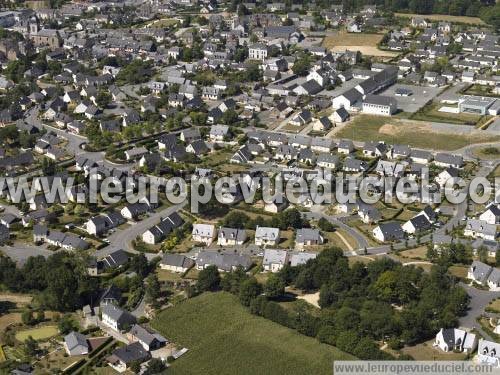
[152,292,355,375]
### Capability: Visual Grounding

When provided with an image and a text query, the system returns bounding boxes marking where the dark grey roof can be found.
[364,94,397,107]
[102,249,129,268]
[108,342,149,365]
[196,251,252,271]
[102,304,136,326]
[161,253,195,269]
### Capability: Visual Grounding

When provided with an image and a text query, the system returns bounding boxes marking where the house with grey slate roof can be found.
[468,260,493,285]
[101,304,136,332]
[64,332,89,356]
[295,228,323,250]
[196,251,252,272]
[160,254,195,273]
[127,324,167,351]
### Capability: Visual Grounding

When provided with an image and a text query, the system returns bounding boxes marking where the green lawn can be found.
[15,325,59,342]
[336,115,500,150]
[152,292,354,375]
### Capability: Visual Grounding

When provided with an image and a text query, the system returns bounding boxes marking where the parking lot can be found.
[379,84,442,113]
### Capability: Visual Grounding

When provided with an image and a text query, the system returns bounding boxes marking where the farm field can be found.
[15,325,59,342]
[322,31,398,57]
[335,115,500,150]
[395,13,485,25]
[152,292,355,375]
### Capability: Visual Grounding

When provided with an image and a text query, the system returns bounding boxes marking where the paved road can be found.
[459,283,500,341]
[0,244,54,264]
[304,211,369,249]
[95,202,187,259]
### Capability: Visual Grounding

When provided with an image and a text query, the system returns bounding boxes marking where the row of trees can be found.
[221,208,309,230]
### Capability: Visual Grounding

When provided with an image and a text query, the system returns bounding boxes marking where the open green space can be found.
[15,325,59,342]
[152,292,354,375]
[336,115,500,150]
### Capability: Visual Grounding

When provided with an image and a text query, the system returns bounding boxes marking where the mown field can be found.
[15,325,59,342]
[335,115,500,150]
[322,31,398,57]
[395,13,485,25]
[152,292,355,375]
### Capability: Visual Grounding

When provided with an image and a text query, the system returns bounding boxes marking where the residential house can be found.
[402,214,432,234]
[192,223,216,246]
[255,226,280,247]
[295,228,323,250]
[107,342,150,373]
[478,339,500,367]
[262,249,288,272]
[102,249,129,269]
[434,328,477,353]
[160,254,195,273]
[217,227,246,246]
[479,204,500,225]
[127,324,167,351]
[101,304,136,332]
[467,260,492,285]
[464,219,496,241]
[373,222,405,242]
[142,213,184,245]
[64,332,89,356]
[196,251,252,272]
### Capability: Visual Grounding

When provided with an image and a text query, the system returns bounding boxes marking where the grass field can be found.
[322,31,398,57]
[152,292,355,375]
[395,13,485,25]
[411,102,484,125]
[15,325,59,342]
[473,146,500,160]
[402,339,467,360]
[335,115,500,150]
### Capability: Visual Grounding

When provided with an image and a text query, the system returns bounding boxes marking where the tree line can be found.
[191,247,469,359]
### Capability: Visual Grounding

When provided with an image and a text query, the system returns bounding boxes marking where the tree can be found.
[145,358,166,374]
[196,265,220,292]
[264,274,285,299]
[58,314,77,334]
[145,274,161,304]
[239,278,262,306]
[292,55,311,76]
[478,246,488,263]
[130,253,149,277]
[24,336,38,357]
[495,247,500,266]
[317,217,335,232]
[96,90,112,108]
[129,360,142,374]
[21,310,35,326]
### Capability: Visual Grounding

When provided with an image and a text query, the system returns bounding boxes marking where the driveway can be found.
[95,202,187,259]
[459,283,500,340]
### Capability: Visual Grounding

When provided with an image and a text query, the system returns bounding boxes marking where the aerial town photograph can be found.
[0,0,499,374]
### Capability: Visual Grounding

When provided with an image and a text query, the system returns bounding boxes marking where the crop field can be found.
[152,292,354,375]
